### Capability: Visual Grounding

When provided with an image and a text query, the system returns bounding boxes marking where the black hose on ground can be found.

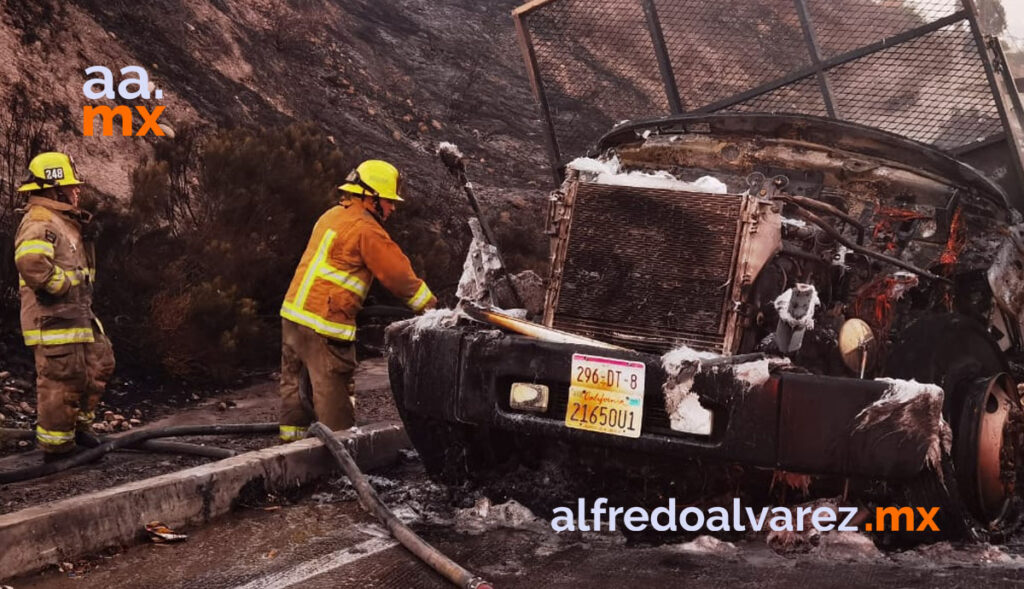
[308,422,491,589]
[1,428,237,459]
[120,440,238,459]
[0,423,277,484]
[0,428,36,441]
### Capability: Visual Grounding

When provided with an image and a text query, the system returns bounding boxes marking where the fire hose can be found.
[0,428,236,459]
[0,423,278,484]
[308,422,492,589]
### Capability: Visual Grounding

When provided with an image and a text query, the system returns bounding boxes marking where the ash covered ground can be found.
[13,454,1024,589]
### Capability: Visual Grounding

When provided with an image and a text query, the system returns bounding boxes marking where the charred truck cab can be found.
[388,0,1024,536]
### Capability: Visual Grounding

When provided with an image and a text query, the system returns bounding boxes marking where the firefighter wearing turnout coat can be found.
[278,160,436,441]
[13,152,115,458]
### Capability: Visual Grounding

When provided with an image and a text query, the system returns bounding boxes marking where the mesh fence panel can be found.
[826,23,1001,149]
[516,0,1002,164]
[806,0,961,58]
[524,0,670,160]
[724,74,828,116]
[654,0,810,108]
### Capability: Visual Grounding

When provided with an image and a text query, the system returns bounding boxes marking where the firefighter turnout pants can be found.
[279,319,357,441]
[34,329,115,453]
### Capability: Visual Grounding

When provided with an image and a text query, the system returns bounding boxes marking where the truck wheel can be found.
[398,407,469,484]
[952,374,1024,536]
[886,314,1022,536]
[397,408,508,486]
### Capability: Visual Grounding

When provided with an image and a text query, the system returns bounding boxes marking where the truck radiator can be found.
[548,182,744,354]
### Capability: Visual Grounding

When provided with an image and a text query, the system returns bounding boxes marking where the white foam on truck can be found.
[853,378,952,481]
[773,285,821,330]
[661,345,719,436]
[401,309,463,340]
[456,217,503,305]
[568,156,728,194]
[987,223,1024,332]
[889,272,920,300]
[781,217,807,228]
[731,358,772,389]
[661,346,788,436]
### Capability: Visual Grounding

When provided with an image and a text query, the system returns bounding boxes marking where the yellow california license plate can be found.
[565,353,645,438]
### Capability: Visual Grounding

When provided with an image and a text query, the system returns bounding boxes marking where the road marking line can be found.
[230,536,398,589]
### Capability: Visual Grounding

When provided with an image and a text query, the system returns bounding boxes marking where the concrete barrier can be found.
[0,422,409,581]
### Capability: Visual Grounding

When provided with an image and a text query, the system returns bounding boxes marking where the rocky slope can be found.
[0,0,550,201]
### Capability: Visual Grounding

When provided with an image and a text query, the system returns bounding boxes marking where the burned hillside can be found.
[0,0,551,381]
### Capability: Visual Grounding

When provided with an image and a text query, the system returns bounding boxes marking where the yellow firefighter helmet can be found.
[18,152,85,192]
[338,160,404,201]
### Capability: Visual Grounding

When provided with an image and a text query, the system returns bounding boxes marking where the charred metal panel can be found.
[778,373,927,479]
[551,183,742,353]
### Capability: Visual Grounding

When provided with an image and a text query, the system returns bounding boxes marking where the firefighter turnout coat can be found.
[14,195,115,453]
[14,196,100,346]
[280,200,435,341]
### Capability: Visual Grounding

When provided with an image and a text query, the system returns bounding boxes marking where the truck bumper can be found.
[386,324,931,480]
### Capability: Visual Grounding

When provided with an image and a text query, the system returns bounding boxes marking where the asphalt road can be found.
[12,458,1024,589]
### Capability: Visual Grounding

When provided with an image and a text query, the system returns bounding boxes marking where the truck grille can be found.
[551,182,743,353]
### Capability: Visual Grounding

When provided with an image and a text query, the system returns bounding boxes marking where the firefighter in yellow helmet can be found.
[278,160,436,440]
[13,152,115,460]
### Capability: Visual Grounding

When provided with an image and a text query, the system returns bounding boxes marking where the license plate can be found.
[565,353,645,438]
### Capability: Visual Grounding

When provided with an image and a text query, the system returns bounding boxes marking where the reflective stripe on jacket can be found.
[280,201,435,341]
[14,197,100,346]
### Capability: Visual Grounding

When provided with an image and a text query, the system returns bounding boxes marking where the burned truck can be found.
[387,0,1024,535]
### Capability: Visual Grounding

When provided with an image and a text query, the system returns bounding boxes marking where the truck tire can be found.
[398,407,476,485]
[396,403,515,487]
[886,314,1021,537]
[951,374,1023,537]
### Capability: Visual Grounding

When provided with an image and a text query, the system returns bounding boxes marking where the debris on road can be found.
[814,531,882,562]
[309,421,492,589]
[765,498,843,554]
[671,535,740,557]
[454,498,548,536]
[146,521,187,543]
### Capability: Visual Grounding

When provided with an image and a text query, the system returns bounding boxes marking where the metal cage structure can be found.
[513,0,1024,208]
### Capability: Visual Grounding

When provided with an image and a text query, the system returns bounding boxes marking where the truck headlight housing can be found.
[509,383,549,413]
